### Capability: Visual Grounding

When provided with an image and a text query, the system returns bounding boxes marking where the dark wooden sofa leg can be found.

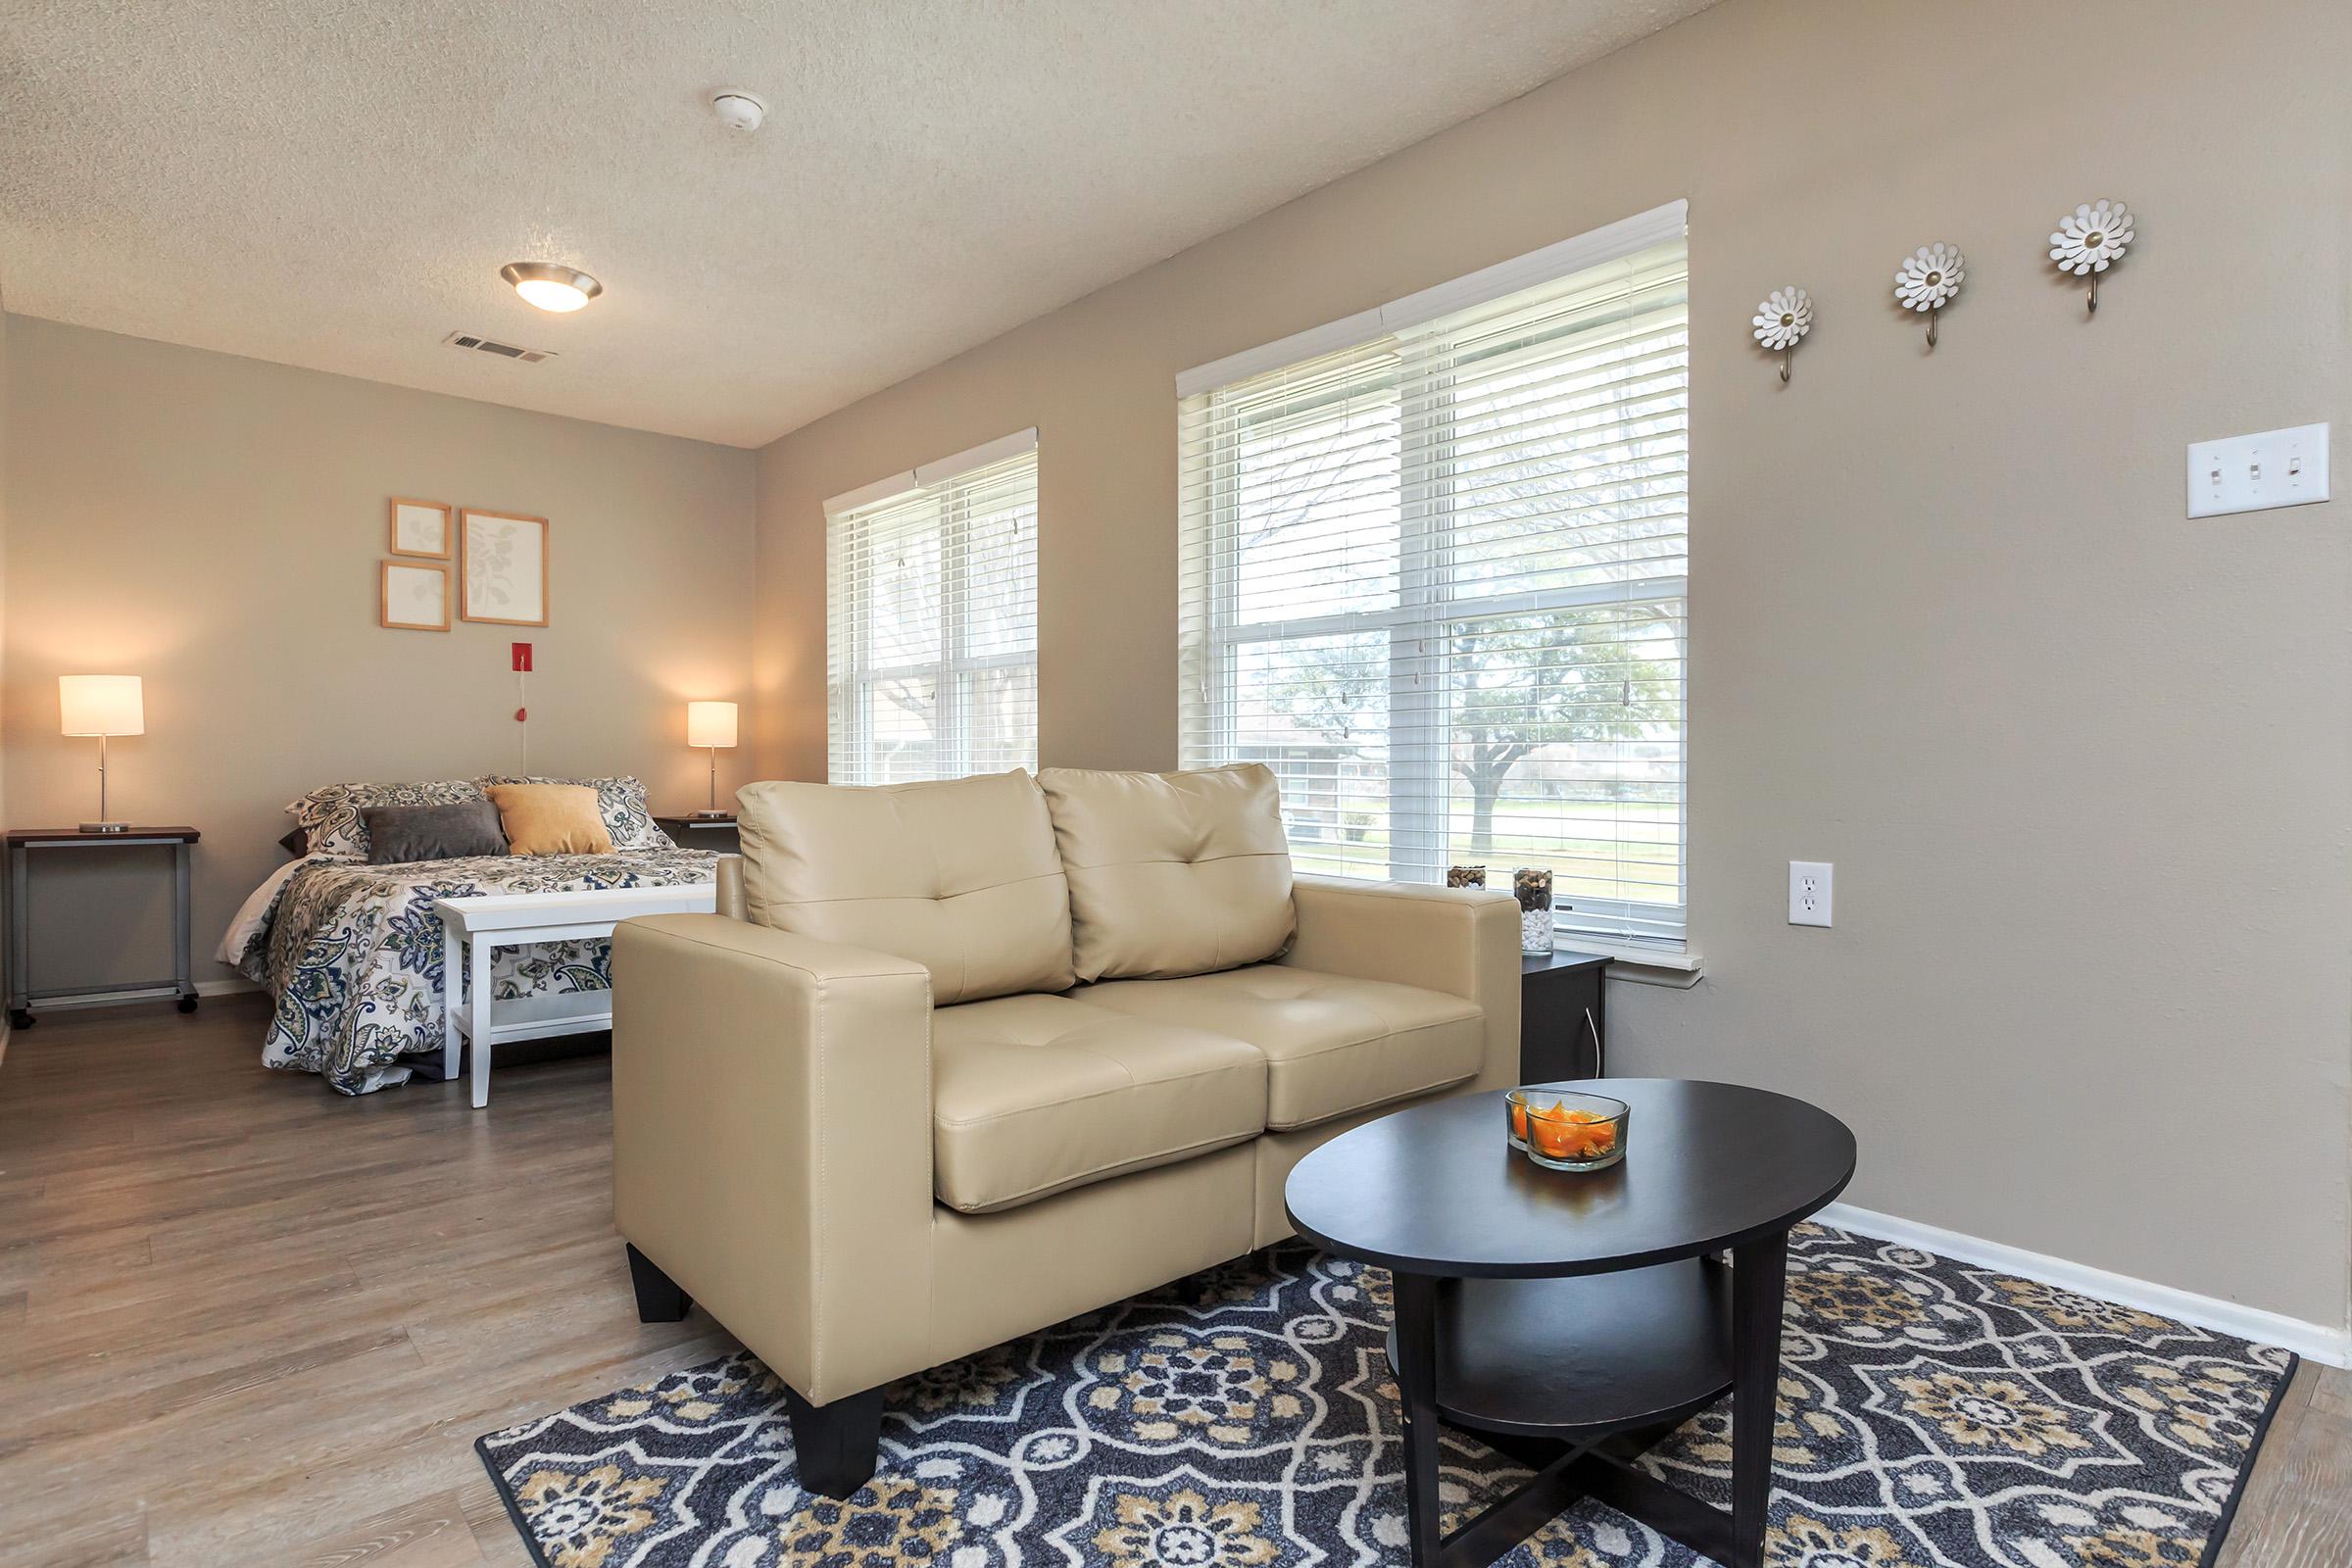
[785,1384,885,1497]
[625,1244,691,1322]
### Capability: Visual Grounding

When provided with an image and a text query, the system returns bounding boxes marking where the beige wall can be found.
[4,318,758,992]
[755,0,2352,1328]
[0,302,11,1013]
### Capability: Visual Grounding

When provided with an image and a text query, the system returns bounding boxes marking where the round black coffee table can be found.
[1285,1078,1855,1568]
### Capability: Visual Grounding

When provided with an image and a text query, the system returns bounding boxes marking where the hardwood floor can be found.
[1,995,2345,1565]
[0,996,736,1567]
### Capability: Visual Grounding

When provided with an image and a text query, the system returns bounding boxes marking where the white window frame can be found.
[1177,203,1690,955]
[825,428,1038,785]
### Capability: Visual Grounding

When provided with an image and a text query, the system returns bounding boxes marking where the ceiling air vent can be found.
[443,330,555,364]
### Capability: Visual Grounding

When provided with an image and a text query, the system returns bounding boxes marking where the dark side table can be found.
[1523,950,1609,1080]
[1285,1079,1857,1568]
[654,814,741,854]
[6,825,201,1029]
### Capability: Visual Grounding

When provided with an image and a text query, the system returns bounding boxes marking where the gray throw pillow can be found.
[361,801,510,864]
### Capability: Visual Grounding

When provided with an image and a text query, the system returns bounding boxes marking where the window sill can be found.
[1554,938,1703,986]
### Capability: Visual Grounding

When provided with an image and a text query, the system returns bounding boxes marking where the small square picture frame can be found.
[460,509,550,627]
[380,560,450,631]
[388,497,453,559]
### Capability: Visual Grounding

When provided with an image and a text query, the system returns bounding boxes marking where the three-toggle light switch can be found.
[2185,422,2330,518]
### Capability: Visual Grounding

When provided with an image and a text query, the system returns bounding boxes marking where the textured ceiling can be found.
[0,0,1713,448]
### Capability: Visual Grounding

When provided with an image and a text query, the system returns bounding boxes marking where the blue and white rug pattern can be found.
[476,1223,2292,1568]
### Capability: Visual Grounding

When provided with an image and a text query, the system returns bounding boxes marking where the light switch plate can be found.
[1789,861,1833,927]
[2186,422,2330,518]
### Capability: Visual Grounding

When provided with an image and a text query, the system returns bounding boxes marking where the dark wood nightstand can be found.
[1521,949,1610,1082]
[654,814,741,854]
[6,825,201,1029]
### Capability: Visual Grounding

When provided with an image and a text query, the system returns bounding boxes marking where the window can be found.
[826,430,1039,785]
[1178,204,1689,950]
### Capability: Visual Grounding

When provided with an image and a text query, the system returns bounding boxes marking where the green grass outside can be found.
[1284,797,1682,905]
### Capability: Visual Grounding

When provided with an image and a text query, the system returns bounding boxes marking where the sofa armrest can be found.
[713,852,747,920]
[1281,876,1522,1094]
[612,912,934,1402]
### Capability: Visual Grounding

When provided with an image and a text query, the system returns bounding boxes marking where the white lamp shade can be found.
[686,701,739,750]
[60,675,144,737]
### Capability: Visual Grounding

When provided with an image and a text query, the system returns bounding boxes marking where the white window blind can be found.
[827,431,1039,785]
[1178,213,1690,949]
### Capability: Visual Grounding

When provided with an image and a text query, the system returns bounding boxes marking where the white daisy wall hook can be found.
[1894,242,1966,349]
[1752,287,1813,383]
[2050,199,2132,316]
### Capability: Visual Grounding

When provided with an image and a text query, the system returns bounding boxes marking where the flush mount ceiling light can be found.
[500,262,603,314]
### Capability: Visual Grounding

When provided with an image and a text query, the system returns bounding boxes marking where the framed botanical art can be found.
[380,560,450,631]
[388,497,453,559]
[460,508,550,626]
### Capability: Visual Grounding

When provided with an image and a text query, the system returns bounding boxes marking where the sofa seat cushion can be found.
[1077,965,1484,1131]
[931,994,1268,1214]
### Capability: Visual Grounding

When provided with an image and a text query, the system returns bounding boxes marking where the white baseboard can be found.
[1819,1200,2350,1370]
[196,978,263,998]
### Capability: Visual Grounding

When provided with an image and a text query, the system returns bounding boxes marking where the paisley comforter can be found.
[234,849,718,1096]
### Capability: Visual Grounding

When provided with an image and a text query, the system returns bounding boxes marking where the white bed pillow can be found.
[285,780,488,861]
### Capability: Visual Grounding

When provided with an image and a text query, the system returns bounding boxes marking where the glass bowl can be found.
[1519,1091,1629,1172]
[1503,1087,1536,1150]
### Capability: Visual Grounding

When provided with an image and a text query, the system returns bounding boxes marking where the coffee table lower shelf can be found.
[1390,1258,1748,1568]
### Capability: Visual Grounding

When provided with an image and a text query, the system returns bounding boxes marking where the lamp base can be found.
[79,821,131,834]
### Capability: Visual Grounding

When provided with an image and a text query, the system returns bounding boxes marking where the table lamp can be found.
[60,675,144,834]
[685,701,738,818]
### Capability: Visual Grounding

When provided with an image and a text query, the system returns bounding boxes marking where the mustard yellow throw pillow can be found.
[486,783,613,856]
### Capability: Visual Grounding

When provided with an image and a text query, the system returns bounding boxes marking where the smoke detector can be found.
[711,90,766,132]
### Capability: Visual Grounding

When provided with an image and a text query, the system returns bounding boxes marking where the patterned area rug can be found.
[477,1223,2293,1568]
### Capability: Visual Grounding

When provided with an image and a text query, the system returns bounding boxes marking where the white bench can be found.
[434,883,717,1107]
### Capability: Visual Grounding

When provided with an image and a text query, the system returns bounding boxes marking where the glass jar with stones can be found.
[1515,867,1554,956]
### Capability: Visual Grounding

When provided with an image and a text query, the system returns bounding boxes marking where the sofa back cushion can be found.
[735,769,1074,1004]
[1038,763,1294,982]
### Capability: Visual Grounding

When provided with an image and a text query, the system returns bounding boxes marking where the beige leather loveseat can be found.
[610,763,1518,1496]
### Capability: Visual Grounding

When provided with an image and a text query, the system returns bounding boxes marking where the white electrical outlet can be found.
[2185,422,2330,518]
[1789,861,1833,927]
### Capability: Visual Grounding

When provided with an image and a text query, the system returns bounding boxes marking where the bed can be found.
[220,777,719,1096]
